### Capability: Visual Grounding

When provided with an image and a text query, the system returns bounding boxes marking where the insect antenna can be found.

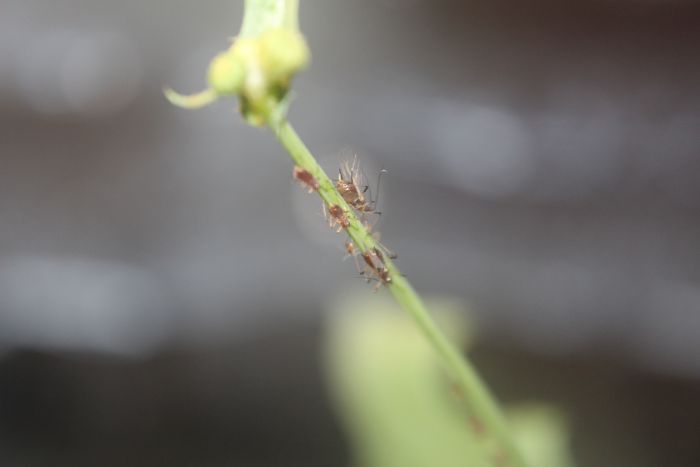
[371,167,388,213]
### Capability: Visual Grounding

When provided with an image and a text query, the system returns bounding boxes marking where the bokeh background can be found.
[1,0,700,465]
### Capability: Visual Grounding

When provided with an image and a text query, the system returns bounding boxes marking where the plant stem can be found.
[164,0,531,464]
[270,118,530,467]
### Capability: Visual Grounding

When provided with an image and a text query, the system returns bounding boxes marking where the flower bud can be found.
[207,51,245,96]
[259,28,310,80]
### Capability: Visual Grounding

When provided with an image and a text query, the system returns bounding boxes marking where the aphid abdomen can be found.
[336,180,362,205]
[359,249,392,290]
[327,204,350,232]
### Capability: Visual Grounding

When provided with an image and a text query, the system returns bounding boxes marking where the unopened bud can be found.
[259,28,310,80]
[207,51,245,96]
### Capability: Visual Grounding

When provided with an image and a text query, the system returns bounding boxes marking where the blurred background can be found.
[1,0,700,465]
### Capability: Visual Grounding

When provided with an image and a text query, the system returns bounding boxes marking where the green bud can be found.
[230,38,267,99]
[258,28,310,80]
[207,51,245,96]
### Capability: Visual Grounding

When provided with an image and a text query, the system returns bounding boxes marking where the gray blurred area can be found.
[1,0,700,465]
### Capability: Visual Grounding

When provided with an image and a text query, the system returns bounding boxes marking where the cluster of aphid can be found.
[293,157,396,291]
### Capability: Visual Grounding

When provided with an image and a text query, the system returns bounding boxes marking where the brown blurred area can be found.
[1,0,700,465]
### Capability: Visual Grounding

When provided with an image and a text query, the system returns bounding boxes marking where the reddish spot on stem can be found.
[468,415,486,438]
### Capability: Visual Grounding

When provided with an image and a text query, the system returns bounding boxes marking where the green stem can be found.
[270,118,529,467]
[165,1,530,464]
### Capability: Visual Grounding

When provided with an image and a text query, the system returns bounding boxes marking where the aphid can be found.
[325,204,350,232]
[336,156,387,216]
[293,166,319,193]
[360,249,392,291]
[376,267,392,288]
[343,238,393,291]
[336,156,366,207]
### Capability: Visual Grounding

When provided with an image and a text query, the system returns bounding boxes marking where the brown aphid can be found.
[376,267,392,286]
[336,156,366,208]
[325,204,350,232]
[344,238,393,291]
[360,249,392,291]
[336,156,385,215]
[293,166,319,193]
[360,250,379,273]
[366,267,392,292]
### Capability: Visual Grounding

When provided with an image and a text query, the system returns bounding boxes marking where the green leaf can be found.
[325,296,490,467]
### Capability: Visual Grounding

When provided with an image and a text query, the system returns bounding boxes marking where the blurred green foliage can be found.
[324,295,577,467]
